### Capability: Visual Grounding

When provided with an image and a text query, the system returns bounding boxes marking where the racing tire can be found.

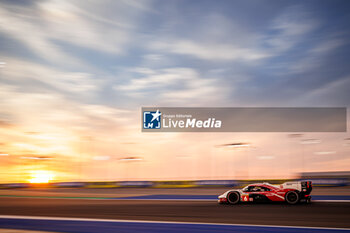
[227,192,240,205]
[285,191,300,204]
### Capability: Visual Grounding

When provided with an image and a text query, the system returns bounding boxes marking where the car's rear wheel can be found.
[227,192,240,204]
[285,191,299,204]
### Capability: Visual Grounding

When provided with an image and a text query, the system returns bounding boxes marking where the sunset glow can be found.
[0,0,349,183]
[28,170,54,184]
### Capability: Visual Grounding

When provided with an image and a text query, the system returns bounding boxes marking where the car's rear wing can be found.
[301,181,312,194]
[281,181,312,194]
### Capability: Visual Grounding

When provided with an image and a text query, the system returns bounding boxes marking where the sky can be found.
[0,0,350,182]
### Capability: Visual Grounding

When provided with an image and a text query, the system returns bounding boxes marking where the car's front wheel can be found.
[227,191,240,204]
[285,191,299,204]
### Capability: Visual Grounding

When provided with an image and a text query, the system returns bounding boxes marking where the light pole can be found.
[0,153,9,183]
[343,138,350,171]
[118,156,143,181]
[300,139,321,173]
[287,134,303,177]
[93,155,111,181]
[175,155,192,180]
[313,151,337,171]
[216,142,251,180]
[256,155,275,179]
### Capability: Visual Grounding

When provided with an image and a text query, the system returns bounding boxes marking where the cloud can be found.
[115,67,187,91]
[147,12,272,62]
[0,120,13,128]
[0,83,129,130]
[146,5,318,63]
[1,57,101,94]
[1,1,350,181]
[0,0,150,67]
[114,67,228,105]
[264,5,318,52]
[287,38,345,74]
[0,5,83,67]
[295,76,350,106]
[36,0,132,53]
[150,39,270,61]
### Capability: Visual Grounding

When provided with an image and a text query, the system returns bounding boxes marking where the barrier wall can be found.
[1,178,348,189]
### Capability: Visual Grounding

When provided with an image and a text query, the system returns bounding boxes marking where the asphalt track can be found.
[0,197,350,229]
[1,216,350,233]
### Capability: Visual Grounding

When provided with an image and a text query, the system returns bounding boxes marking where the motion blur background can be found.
[0,0,350,184]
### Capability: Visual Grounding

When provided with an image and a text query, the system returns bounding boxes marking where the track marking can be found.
[314,200,350,203]
[112,198,215,201]
[0,215,349,231]
[1,195,350,202]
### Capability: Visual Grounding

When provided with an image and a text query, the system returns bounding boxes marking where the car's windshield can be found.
[242,185,270,192]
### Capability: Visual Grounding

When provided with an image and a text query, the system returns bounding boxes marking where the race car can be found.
[218,181,312,205]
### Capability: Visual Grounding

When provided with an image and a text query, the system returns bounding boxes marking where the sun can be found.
[28,170,54,184]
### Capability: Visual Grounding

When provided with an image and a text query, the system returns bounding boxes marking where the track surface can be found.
[2,187,350,197]
[1,216,349,233]
[0,197,349,228]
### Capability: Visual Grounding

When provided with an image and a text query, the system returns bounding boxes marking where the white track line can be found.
[116,198,350,202]
[1,196,350,202]
[0,215,349,231]
[113,198,215,201]
[313,200,350,203]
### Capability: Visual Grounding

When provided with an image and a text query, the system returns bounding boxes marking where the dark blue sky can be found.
[1,0,349,110]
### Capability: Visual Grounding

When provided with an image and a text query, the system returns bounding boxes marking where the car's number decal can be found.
[242,194,249,202]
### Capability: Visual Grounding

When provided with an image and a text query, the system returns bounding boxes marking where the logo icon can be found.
[143,110,161,129]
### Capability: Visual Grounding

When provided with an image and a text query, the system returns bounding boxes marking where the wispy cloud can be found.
[1,57,101,95]
[114,67,228,105]
[0,0,149,67]
[264,5,318,53]
[150,39,270,61]
[287,38,345,74]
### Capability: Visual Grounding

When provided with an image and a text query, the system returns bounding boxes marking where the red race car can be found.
[218,181,312,205]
